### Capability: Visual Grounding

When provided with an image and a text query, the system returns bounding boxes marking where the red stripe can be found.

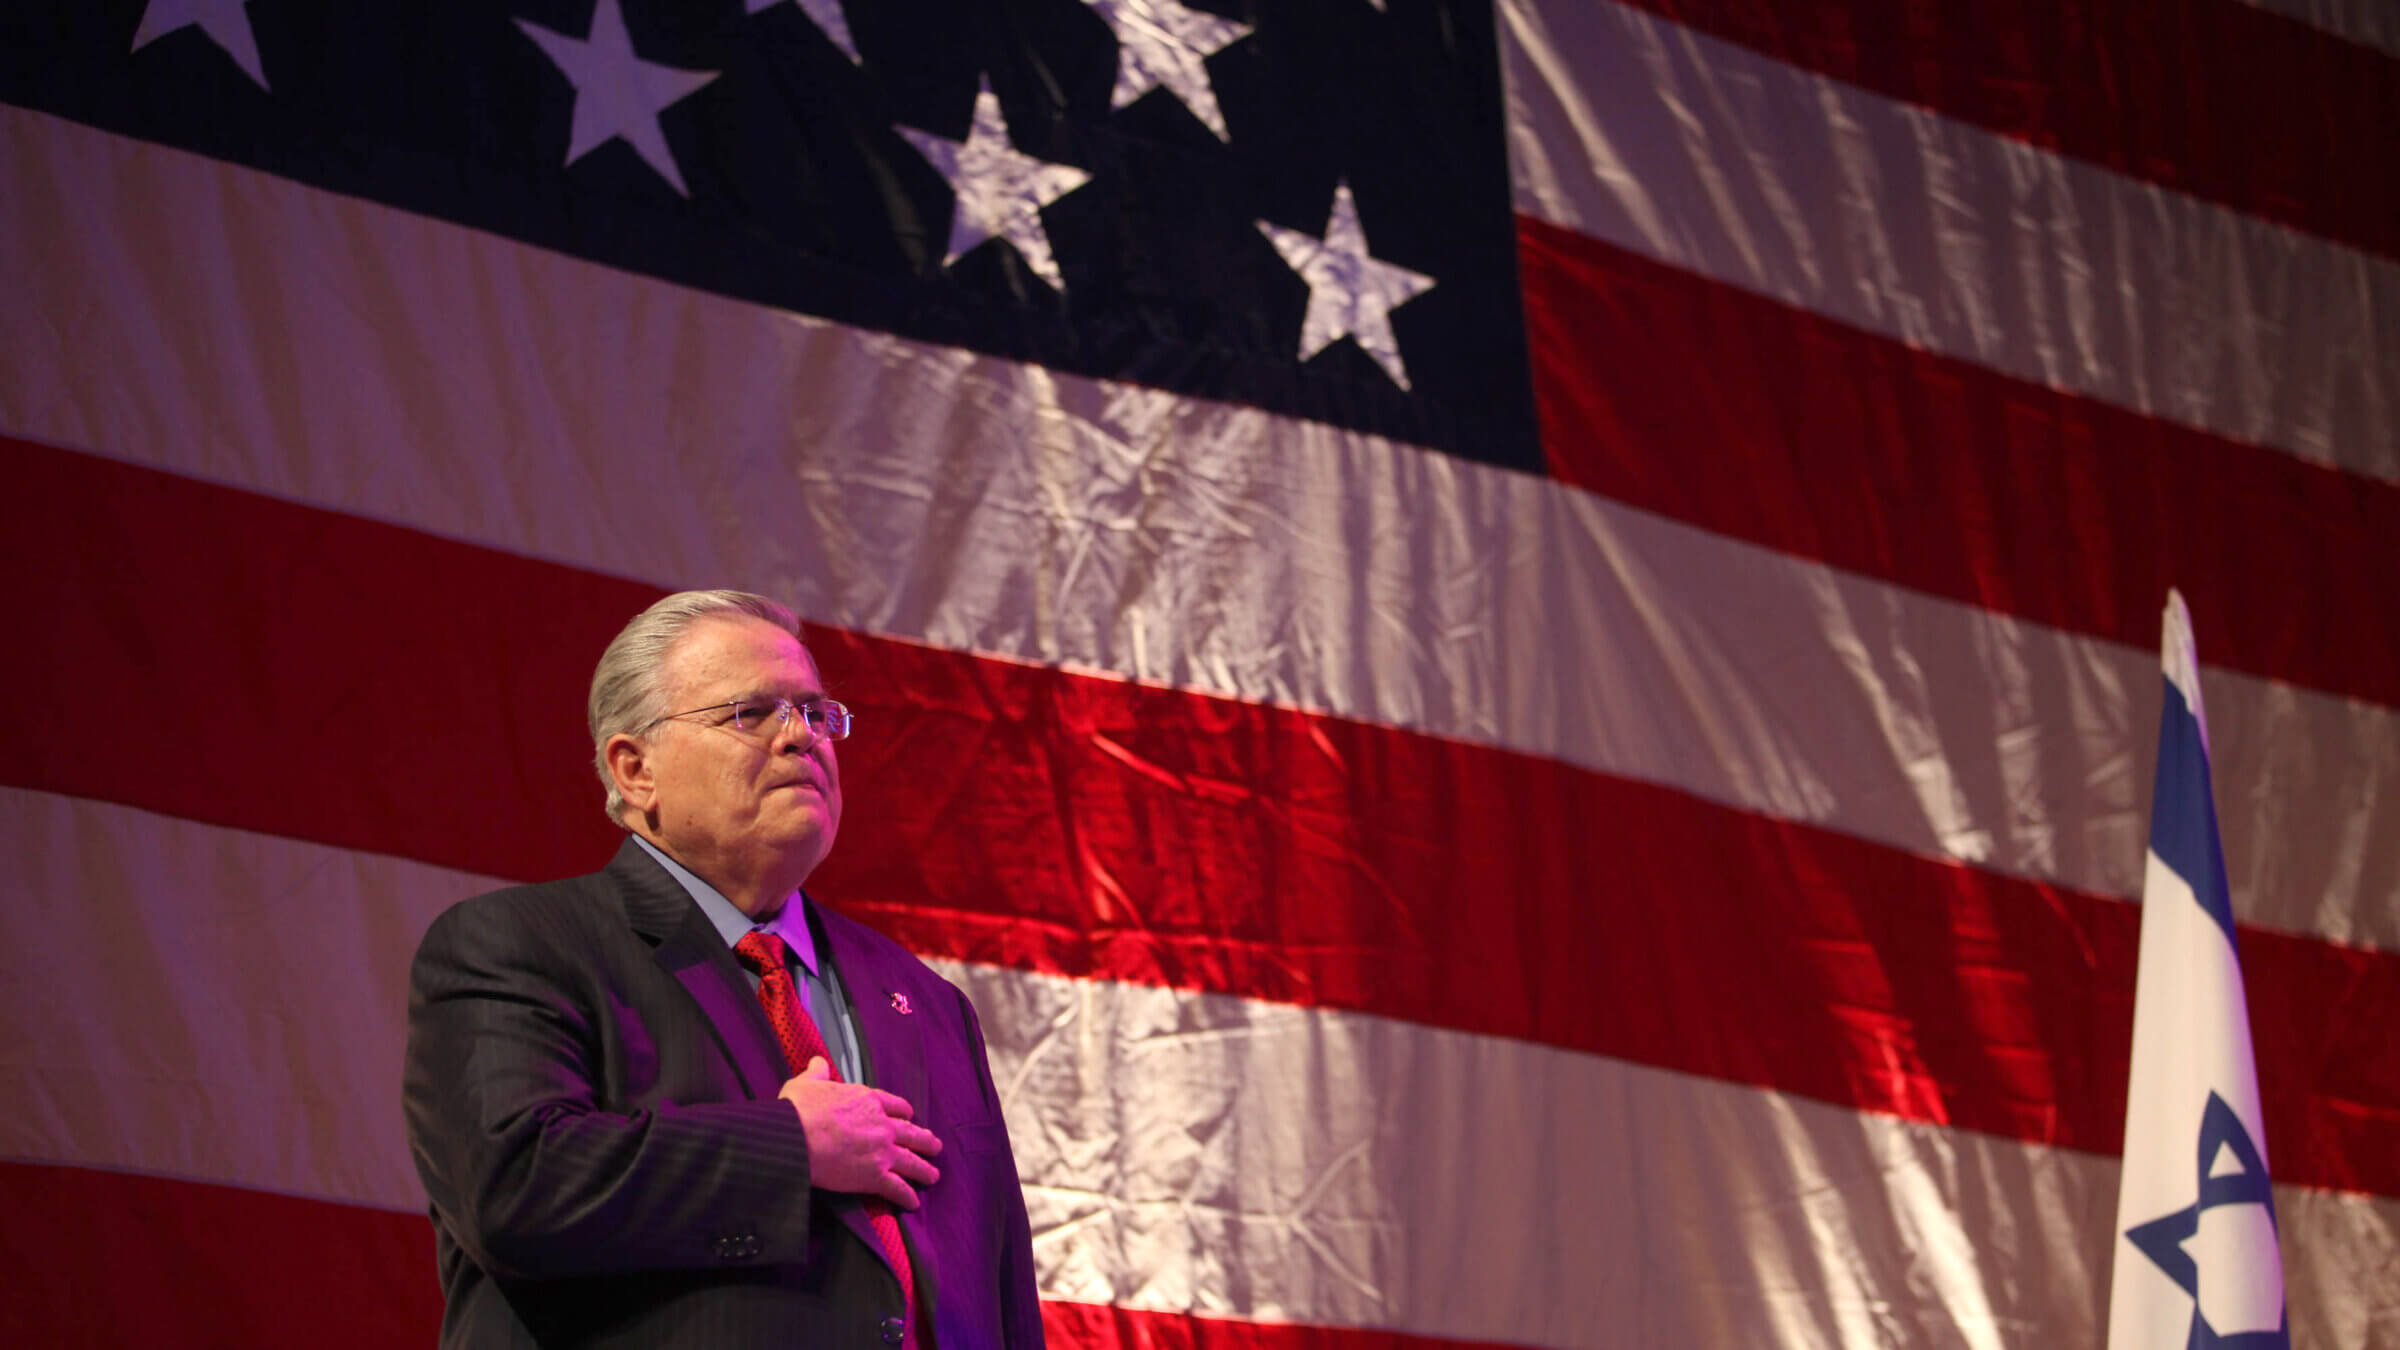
[0,438,646,883]
[1606,0,2400,258]
[5,438,2396,1197]
[0,1163,440,1350]
[1519,215,2400,711]
[1042,1300,1525,1350]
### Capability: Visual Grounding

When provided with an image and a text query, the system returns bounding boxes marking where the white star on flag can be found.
[744,0,861,65]
[897,78,1093,293]
[131,0,269,90]
[1256,180,1435,390]
[516,0,719,197]
[1084,0,1252,142]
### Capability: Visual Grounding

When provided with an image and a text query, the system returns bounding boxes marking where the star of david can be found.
[2122,1092,2290,1349]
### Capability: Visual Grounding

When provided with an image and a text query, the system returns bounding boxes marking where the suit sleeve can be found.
[960,987,1048,1350]
[403,891,814,1280]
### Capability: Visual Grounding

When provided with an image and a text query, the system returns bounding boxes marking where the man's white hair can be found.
[588,588,803,825]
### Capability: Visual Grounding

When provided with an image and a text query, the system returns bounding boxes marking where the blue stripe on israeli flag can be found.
[2150,675,2238,948]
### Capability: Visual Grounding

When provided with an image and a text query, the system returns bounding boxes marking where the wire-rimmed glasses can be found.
[653,697,852,742]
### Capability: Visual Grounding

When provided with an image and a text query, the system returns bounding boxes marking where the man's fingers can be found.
[801,1056,833,1080]
[780,1081,948,1204]
[878,1173,924,1211]
[882,1145,941,1203]
[891,1150,941,1188]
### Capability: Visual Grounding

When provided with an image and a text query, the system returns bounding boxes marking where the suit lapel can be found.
[609,838,786,1101]
[812,898,933,1298]
[815,901,926,1109]
[608,844,930,1304]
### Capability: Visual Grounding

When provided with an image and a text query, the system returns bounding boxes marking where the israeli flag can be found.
[2107,592,2288,1349]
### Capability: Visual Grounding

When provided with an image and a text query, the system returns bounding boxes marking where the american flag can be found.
[3,1,2395,1347]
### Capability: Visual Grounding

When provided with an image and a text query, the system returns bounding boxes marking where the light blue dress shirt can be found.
[630,834,865,1085]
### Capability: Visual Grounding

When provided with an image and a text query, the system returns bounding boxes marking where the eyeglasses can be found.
[652,697,853,742]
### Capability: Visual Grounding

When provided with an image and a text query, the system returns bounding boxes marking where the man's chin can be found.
[762,813,837,870]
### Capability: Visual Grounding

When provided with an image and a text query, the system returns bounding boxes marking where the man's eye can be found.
[730,701,774,730]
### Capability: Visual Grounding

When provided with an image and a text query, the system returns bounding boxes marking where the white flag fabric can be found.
[2109,590,2289,1349]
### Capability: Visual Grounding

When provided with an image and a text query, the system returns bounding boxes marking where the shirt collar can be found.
[629,833,822,977]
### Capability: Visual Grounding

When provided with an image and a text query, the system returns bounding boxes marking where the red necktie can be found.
[734,929,917,1349]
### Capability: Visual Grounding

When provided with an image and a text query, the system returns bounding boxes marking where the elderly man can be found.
[404,590,1043,1350]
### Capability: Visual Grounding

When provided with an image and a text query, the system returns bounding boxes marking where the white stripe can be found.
[1,105,2392,952]
[1496,0,2400,483]
[0,788,474,1211]
[2235,0,2400,58]
[4,790,2390,1348]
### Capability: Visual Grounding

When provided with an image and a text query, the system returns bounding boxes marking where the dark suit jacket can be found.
[403,838,1044,1350]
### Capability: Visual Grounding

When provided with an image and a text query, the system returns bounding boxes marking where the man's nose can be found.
[774,708,821,753]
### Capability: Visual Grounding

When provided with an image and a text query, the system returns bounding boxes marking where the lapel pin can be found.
[889,991,913,1015]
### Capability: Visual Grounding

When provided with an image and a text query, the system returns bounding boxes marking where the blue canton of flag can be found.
[2108,591,2289,1350]
[0,0,1541,473]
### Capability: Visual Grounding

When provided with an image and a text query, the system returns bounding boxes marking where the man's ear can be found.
[606,733,660,816]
